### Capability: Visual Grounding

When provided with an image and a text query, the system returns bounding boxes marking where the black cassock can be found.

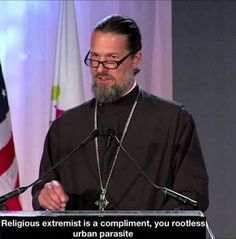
[32,86,209,211]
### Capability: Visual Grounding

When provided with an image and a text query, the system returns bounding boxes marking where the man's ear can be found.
[132,51,142,68]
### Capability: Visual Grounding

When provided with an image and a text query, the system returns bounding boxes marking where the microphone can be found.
[106,128,198,209]
[0,129,99,207]
[106,133,112,149]
[107,129,216,239]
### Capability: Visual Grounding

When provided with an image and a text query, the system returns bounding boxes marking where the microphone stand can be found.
[108,130,215,239]
[110,133,198,208]
[0,129,99,209]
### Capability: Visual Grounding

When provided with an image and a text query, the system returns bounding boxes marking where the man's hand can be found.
[38,180,69,211]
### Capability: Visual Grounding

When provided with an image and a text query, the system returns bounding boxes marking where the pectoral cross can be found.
[95,189,109,211]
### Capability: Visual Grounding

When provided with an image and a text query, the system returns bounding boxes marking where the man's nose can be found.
[97,62,107,72]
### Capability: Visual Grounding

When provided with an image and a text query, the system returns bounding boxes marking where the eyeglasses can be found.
[84,51,134,69]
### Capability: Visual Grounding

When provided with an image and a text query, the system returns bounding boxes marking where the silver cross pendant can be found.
[95,189,109,211]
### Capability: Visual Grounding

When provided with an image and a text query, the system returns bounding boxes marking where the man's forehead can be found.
[90,31,128,52]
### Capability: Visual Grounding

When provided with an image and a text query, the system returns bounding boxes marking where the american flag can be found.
[0,63,21,210]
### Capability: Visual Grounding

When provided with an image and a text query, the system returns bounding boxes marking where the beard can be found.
[91,72,133,104]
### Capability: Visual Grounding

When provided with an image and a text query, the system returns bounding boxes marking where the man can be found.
[32,14,209,212]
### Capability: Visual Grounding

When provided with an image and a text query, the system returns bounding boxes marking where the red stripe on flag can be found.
[6,197,22,210]
[0,136,15,176]
[56,107,64,118]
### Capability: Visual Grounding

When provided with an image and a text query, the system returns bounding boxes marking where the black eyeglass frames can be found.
[84,51,135,69]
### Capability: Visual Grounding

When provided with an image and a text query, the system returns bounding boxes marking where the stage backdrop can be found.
[172,1,236,238]
[0,0,172,210]
[1,0,235,238]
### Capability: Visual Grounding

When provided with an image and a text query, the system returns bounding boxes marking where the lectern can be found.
[0,210,206,239]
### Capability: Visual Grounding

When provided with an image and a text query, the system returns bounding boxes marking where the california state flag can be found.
[51,0,84,121]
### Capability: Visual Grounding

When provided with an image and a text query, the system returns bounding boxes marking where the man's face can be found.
[89,31,141,103]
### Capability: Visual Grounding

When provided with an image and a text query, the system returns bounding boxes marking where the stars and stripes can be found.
[0,63,21,210]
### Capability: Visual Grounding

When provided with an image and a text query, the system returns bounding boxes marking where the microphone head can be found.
[107,128,116,137]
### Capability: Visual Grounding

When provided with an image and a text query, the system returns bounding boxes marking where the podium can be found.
[0,210,206,238]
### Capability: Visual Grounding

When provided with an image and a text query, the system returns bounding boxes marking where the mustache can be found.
[94,72,115,79]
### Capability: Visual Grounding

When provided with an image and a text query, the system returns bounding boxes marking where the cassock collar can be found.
[98,84,140,108]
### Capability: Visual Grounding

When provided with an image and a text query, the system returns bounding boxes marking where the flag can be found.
[0,62,22,210]
[51,0,84,121]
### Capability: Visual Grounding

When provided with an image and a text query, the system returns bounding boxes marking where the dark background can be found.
[172,1,236,238]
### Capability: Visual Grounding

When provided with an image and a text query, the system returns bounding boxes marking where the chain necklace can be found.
[94,88,140,210]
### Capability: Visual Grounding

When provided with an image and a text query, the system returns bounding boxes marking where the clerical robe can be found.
[32,86,209,211]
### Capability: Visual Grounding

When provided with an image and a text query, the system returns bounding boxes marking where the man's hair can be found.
[94,14,142,75]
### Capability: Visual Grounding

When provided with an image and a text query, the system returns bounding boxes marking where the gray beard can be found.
[92,78,133,104]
